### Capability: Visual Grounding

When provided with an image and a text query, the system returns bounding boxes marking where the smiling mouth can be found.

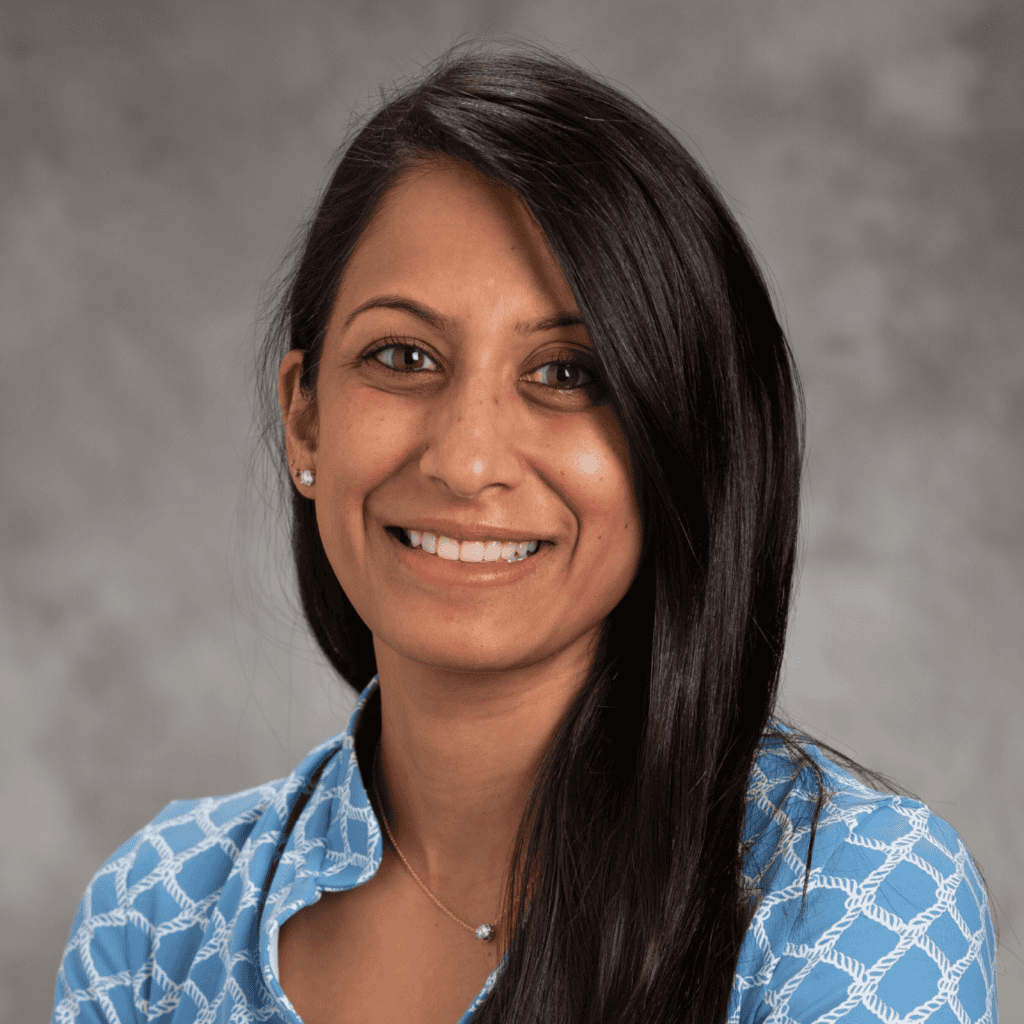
[386,526,544,563]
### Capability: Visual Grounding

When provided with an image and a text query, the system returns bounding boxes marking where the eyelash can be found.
[360,339,604,398]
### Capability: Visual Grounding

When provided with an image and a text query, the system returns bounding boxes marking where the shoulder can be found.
[50,716,356,1024]
[732,725,999,1024]
[53,780,287,1023]
[74,779,288,932]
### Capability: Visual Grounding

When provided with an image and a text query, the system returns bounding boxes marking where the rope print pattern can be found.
[52,677,997,1023]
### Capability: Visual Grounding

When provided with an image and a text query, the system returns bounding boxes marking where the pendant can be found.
[475,923,495,941]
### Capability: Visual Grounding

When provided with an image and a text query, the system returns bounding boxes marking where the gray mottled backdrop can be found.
[3,0,1021,1019]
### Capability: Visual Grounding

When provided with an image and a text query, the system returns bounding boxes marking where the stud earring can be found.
[289,460,315,486]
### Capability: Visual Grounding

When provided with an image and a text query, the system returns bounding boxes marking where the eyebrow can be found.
[517,312,587,333]
[343,295,586,335]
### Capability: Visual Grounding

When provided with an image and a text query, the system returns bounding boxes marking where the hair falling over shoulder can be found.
[257,42,815,1024]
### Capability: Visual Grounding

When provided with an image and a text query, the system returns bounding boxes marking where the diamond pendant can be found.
[475,923,495,941]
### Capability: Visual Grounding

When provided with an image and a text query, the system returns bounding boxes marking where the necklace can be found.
[371,744,503,942]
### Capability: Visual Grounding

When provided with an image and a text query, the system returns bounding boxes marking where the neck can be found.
[368,630,599,918]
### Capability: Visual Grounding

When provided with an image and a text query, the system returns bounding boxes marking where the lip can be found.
[385,518,553,544]
[384,523,551,588]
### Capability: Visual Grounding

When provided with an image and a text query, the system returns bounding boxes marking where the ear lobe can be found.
[279,349,319,477]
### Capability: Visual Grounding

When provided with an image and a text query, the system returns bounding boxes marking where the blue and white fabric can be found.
[52,676,998,1023]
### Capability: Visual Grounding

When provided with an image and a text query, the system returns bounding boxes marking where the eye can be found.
[525,351,605,399]
[532,359,594,390]
[363,342,439,373]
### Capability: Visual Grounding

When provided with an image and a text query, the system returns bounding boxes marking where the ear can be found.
[278,349,318,495]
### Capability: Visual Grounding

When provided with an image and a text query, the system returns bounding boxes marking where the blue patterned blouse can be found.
[53,676,998,1023]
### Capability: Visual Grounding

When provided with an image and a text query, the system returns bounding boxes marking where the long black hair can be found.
[257,43,826,1024]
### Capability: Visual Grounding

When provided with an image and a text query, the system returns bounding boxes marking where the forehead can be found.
[376,156,524,226]
[338,156,577,314]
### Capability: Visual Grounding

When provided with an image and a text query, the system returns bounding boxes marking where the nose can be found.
[417,373,525,499]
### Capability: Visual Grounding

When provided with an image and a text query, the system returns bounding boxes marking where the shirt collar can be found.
[260,674,384,993]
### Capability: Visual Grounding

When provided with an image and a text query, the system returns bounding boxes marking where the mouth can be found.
[385,526,546,563]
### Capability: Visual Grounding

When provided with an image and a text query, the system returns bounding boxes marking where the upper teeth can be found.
[403,529,540,563]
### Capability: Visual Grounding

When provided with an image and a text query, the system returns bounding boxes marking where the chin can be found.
[382,632,553,677]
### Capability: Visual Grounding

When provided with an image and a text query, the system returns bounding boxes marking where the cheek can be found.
[567,441,637,526]
[562,438,642,583]
[318,390,407,479]
[572,451,602,477]
[313,396,405,554]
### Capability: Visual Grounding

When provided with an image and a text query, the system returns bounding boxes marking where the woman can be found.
[52,46,998,1024]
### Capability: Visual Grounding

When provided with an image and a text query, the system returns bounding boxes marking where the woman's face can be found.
[280,157,642,679]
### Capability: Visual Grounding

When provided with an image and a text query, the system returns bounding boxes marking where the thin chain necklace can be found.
[372,743,503,942]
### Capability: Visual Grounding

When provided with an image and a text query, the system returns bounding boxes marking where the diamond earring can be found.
[289,460,315,486]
